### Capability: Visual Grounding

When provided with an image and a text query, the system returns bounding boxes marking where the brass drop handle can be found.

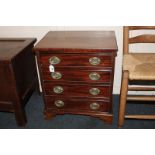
[89,88,100,95]
[89,57,101,65]
[90,102,100,110]
[53,86,64,94]
[54,100,64,108]
[49,56,61,65]
[89,72,101,81]
[51,72,62,79]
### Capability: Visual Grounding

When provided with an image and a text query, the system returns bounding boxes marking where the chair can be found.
[118,26,155,128]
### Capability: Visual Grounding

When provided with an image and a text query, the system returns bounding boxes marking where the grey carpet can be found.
[0,92,155,129]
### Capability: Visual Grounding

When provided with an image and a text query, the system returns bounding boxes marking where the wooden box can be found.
[0,38,38,126]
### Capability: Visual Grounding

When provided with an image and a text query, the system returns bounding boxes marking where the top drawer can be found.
[39,54,113,67]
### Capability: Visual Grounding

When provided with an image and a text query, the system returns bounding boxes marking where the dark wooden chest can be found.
[34,31,117,123]
[0,38,37,126]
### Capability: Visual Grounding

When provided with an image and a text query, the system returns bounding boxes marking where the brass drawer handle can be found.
[49,56,61,65]
[53,86,64,94]
[89,72,101,81]
[90,102,100,110]
[51,72,62,79]
[89,57,101,65]
[54,100,64,108]
[89,88,100,95]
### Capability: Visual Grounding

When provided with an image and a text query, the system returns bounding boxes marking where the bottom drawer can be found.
[44,96,110,112]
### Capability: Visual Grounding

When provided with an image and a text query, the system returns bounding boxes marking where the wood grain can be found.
[43,82,110,98]
[41,66,112,83]
[128,26,155,30]
[40,53,113,67]
[129,34,155,43]
[34,31,118,52]
[45,96,110,112]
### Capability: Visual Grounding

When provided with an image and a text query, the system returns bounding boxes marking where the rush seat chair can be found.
[118,26,155,128]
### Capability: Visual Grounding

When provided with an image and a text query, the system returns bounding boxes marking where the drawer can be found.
[43,82,111,99]
[40,54,113,67]
[45,96,110,112]
[41,66,112,83]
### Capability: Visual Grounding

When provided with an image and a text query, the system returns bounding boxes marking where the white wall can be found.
[0,26,123,94]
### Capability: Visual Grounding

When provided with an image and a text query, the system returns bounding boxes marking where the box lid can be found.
[0,38,36,61]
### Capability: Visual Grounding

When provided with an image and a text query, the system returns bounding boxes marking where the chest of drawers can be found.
[34,31,117,123]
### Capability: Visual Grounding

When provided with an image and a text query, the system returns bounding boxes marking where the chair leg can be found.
[118,71,129,128]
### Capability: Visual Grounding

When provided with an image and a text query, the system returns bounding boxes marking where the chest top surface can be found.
[0,38,36,61]
[34,31,118,52]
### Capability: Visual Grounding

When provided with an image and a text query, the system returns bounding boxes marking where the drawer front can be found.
[45,96,110,112]
[41,66,112,83]
[40,54,113,67]
[43,83,110,98]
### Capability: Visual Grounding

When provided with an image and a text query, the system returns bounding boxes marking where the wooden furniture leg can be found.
[118,71,129,128]
[14,99,27,126]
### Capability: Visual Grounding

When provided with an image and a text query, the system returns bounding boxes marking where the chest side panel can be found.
[0,62,13,102]
[12,45,37,98]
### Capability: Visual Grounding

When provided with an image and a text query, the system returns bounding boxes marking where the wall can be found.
[0,26,123,94]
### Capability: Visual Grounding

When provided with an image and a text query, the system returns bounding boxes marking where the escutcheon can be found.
[54,100,65,108]
[90,102,100,110]
[51,72,62,79]
[49,56,61,65]
[89,72,101,80]
[89,57,101,65]
[53,86,64,94]
[89,88,100,95]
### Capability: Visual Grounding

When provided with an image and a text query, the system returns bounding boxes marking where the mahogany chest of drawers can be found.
[34,31,117,123]
[0,38,37,126]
